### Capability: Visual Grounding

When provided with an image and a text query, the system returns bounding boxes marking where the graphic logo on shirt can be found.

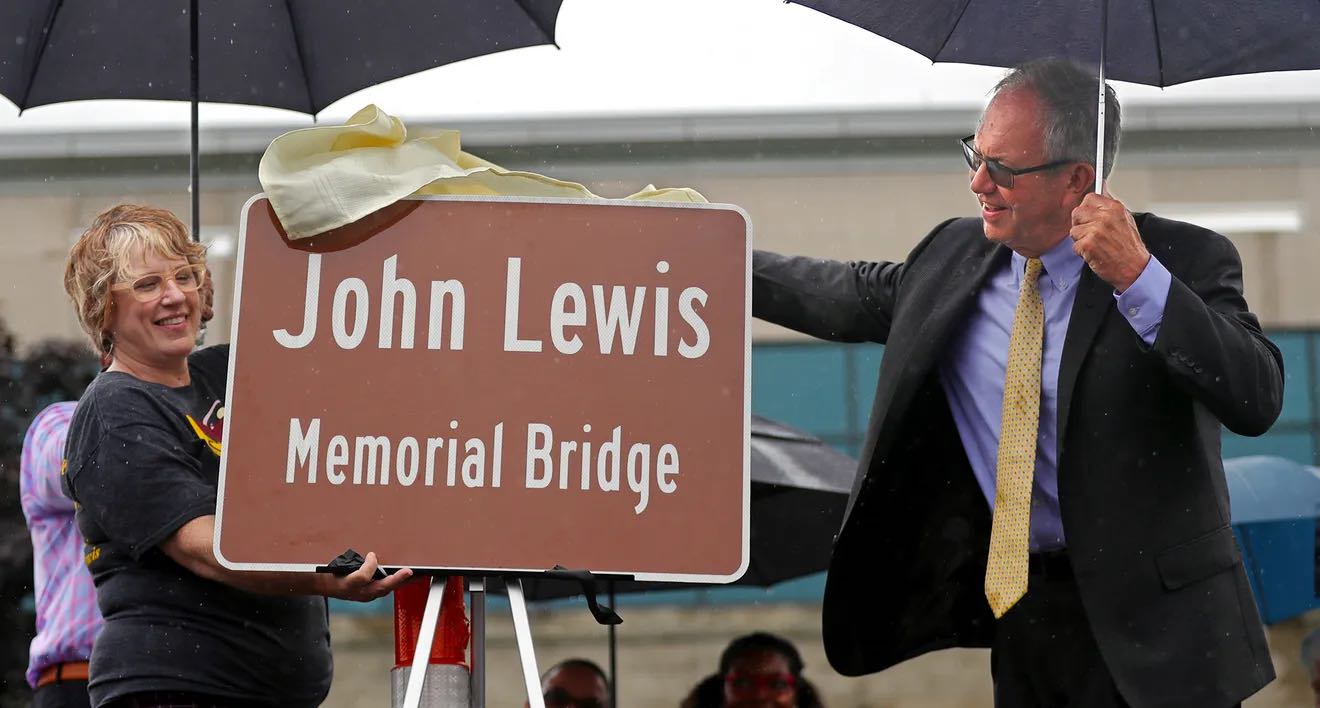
[186,399,225,457]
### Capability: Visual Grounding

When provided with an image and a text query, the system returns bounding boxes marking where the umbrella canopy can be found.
[1224,455,1320,624]
[0,0,561,113]
[519,414,856,600]
[0,0,563,233]
[791,1,1320,87]
[1225,455,1320,524]
[791,0,1320,192]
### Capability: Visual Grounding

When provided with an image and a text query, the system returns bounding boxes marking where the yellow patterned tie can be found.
[985,257,1045,619]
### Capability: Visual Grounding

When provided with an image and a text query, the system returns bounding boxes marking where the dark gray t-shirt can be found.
[64,345,331,707]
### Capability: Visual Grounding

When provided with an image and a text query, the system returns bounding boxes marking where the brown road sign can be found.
[215,195,750,582]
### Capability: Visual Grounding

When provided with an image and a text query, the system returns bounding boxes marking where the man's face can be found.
[540,664,609,708]
[969,88,1081,258]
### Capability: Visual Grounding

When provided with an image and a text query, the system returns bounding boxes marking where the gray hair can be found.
[988,59,1122,179]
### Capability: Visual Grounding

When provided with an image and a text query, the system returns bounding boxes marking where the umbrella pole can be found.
[608,580,618,706]
[1093,0,1108,194]
[189,0,200,241]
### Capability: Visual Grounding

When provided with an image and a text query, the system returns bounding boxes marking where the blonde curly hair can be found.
[63,204,207,359]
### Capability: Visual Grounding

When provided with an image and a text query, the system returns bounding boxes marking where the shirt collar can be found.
[1011,237,1084,293]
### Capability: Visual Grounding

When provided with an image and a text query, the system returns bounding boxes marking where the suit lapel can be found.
[846,235,1007,518]
[894,238,1007,393]
[1055,265,1112,456]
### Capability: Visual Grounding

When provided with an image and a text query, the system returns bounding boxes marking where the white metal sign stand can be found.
[470,579,487,708]
[400,576,543,708]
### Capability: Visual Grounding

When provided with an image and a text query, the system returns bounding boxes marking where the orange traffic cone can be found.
[391,577,471,707]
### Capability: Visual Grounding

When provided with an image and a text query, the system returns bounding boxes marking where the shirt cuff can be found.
[1114,255,1171,346]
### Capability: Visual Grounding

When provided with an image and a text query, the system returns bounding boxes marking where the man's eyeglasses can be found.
[543,688,606,708]
[960,135,1073,189]
[111,263,207,303]
[724,671,796,695]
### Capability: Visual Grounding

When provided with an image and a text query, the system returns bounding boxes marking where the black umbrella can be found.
[520,414,855,600]
[513,415,855,705]
[792,0,1320,191]
[0,0,563,237]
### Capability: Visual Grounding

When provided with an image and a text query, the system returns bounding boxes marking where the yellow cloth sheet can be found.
[258,104,708,239]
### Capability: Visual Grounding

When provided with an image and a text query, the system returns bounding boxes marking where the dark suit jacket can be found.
[752,214,1283,708]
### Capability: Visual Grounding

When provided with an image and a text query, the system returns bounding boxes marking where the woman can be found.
[61,204,412,708]
[715,633,824,708]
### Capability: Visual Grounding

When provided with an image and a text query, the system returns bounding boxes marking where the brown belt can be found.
[36,661,89,688]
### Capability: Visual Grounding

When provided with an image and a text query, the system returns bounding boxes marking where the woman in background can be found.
[683,632,825,708]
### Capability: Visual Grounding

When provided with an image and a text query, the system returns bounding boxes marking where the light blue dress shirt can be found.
[938,236,1173,551]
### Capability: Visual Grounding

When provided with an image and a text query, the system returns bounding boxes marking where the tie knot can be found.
[1023,257,1044,286]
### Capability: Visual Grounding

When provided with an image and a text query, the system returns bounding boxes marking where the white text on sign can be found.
[272,254,711,357]
[285,417,680,514]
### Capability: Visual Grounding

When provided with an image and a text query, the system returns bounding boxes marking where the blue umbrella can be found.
[791,0,1320,192]
[1224,455,1320,623]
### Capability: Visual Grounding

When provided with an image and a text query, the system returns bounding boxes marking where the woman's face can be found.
[723,649,797,708]
[106,246,202,377]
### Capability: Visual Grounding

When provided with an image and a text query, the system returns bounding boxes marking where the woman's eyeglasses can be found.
[111,263,207,302]
[960,135,1072,189]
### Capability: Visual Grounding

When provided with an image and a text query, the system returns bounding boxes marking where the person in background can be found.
[61,203,412,708]
[534,658,611,708]
[20,402,98,708]
[717,633,824,708]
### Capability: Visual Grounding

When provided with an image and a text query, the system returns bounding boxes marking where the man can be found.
[534,658,611,708]
[20,402,100,708]
[753,59,1282,708]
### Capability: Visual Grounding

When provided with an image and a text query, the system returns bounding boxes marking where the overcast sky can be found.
[2,0,1318,133]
